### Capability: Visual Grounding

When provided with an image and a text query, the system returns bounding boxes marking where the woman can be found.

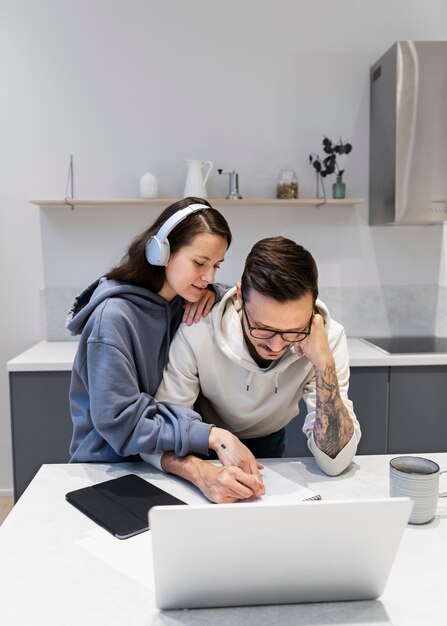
[67,197,234,464]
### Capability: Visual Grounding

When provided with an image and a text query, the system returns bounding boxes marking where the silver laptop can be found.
[149,497,412,610]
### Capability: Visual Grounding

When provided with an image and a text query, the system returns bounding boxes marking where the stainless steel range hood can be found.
[370,41,447,225]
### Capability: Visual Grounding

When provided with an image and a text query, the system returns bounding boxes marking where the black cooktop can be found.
[362,336,447,354]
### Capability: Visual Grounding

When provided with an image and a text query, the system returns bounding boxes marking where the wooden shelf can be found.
[30,197,364,208]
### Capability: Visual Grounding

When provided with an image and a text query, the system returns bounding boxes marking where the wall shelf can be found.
[30,197,364,208]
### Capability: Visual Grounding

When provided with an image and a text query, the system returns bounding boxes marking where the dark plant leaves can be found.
[309,136,352,179]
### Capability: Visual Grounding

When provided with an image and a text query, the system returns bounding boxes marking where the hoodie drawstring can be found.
[246,371,254,392]
[274,371,279,395]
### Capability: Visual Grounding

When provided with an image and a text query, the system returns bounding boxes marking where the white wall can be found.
[1,0,447,492]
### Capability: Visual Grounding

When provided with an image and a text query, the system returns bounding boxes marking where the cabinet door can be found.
[349,367,389,455]
[285,399,312,458]
[9,371,72,501]
[388,366,447,454]
[285,367,390,457]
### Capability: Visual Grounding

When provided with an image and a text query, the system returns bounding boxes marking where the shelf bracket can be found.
[316,196,327,208]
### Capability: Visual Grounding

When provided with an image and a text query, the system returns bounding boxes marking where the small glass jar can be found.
[276,169,299,199]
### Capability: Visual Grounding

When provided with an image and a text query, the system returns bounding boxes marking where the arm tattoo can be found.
[313,363,354,458]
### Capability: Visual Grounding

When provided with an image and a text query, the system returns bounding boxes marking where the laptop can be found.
[149,497,412,610]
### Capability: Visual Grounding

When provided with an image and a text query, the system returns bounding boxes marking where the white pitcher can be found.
[183,159,213,199]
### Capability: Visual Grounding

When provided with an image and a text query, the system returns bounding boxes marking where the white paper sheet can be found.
[243,466,321,503]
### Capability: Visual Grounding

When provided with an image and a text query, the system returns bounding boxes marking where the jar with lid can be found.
[276,169,299,199]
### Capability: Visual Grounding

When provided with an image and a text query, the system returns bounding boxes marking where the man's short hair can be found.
[241,236,319,303]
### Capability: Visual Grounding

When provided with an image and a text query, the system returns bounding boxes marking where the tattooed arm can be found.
[313,360,354,457]
[296,311,359,473]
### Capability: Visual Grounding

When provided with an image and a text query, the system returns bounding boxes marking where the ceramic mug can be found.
[389,456,447,524]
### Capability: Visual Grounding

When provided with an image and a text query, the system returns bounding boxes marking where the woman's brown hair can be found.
[106,197,232,293]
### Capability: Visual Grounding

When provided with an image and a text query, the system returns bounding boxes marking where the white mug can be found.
[389,456,447,524]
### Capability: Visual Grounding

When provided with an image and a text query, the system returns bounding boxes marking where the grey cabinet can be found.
[286,366,447,458]
[9,371,72,501]
[9,365,447,499]
[349,367,389,455]
[285,367,389,457]
[285,399,312,458]
[388,366,447,454]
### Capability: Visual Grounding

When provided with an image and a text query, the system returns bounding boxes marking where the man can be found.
[142,237,361,502]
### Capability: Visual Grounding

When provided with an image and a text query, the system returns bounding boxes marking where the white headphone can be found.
[145,203,210,266]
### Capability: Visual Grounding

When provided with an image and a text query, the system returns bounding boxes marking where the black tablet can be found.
[66,473,186,539]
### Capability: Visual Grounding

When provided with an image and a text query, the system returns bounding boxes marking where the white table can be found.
[1,454,446,626]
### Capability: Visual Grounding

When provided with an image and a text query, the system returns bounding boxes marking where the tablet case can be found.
[65,473,186,539]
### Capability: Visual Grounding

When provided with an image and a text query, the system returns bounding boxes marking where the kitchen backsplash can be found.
[43,285,447,342]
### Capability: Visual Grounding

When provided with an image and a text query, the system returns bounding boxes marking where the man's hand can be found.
[183,289,215,325]
[196,462,265,503]
[294,312,333,371]
[208,427,264,476]
[161,452,265,503]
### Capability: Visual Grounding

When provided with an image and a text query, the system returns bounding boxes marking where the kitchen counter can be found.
[7,339,447,371]
[7,341,78,371]
[346,337,447,366]
[1,454,446,626]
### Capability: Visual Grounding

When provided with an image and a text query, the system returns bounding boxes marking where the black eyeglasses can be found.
[242,305,313,343]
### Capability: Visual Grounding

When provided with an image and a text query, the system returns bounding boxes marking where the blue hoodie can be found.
[66,277,213,463]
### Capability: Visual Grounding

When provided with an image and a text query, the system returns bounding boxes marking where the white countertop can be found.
[7,339,447,371]
[1,454,446,625]
[7,341,79,371]
[347,337,447,366]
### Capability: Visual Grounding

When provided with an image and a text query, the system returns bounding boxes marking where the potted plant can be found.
[309,137,353,200]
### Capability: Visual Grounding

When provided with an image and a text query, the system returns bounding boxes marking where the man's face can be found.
[238,286,314,362]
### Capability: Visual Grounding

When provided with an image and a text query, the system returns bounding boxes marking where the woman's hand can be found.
[183,289,216,325]
[208,427,264,477]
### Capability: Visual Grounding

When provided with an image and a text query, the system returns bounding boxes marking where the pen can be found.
[220,443,239,467]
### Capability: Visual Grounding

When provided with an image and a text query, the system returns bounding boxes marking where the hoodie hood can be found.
[66,277,178,336]
[211,286,332,380]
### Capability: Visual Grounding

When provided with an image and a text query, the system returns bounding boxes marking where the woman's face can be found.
[159,233,228,302]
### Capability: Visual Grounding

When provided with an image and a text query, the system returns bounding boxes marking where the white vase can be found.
[139,172,158,198]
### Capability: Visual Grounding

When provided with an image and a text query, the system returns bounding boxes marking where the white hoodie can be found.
[145,287,361,476]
